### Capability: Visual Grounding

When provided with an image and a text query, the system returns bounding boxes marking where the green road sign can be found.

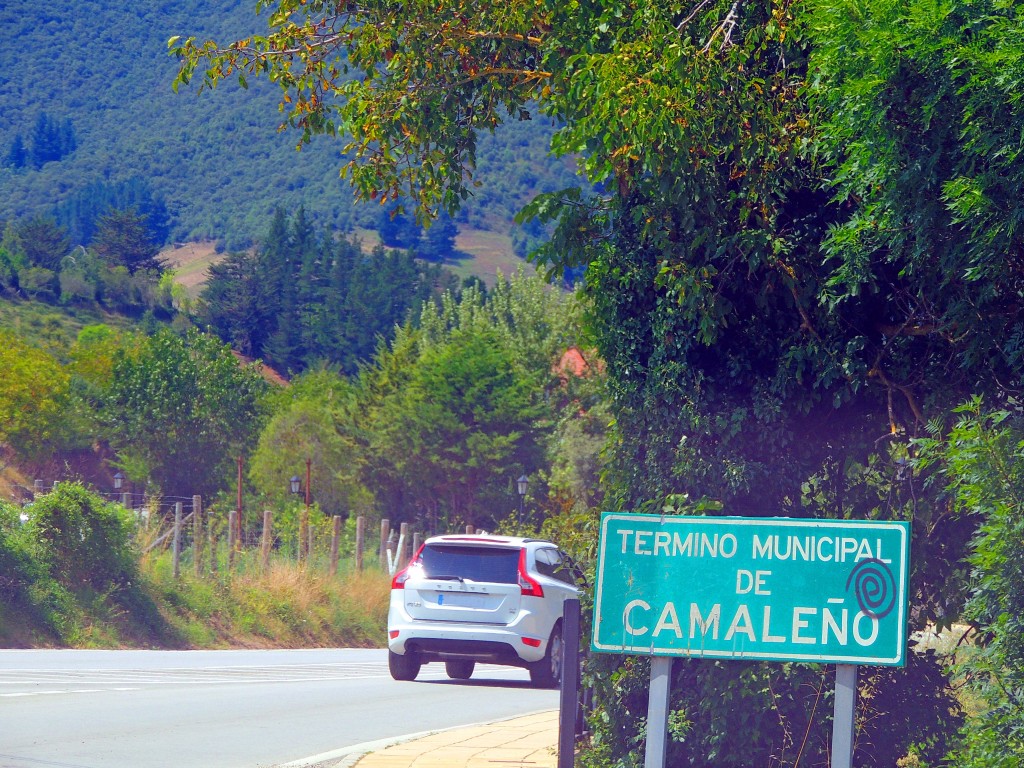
[592,513,911,666]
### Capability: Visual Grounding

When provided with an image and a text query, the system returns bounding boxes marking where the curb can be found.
[274,709,558,768]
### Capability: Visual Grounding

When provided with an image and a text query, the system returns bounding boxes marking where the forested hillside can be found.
[0,1,577,250]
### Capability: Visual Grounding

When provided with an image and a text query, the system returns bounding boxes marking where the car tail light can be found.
[391,544,426,589]
[391,567,411,589]
[518,548,544,598]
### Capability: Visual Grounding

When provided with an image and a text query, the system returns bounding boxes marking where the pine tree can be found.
[4,134,27,170]
[91,209,163,274]
[29,113,61,168]
[13,216,71,271]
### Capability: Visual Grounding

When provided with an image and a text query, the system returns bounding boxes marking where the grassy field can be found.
[0,298,137,356]
[161,242,223,300]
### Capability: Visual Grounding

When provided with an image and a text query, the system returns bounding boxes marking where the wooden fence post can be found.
[261,510,273,573]
[412,531,421,559]
[330,516,341,576]
[379,519,390,571]
[193,495,203,576]
[355,516,365,572]
[209,523,219,575]
[227,510,237,572]
[465,524,474,534]
[172,502,182,579]
[397,522,409,571]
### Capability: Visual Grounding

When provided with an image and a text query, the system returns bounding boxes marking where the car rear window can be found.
[419,545,520,584]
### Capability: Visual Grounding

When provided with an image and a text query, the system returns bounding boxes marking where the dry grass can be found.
[142,546,391,649]
[451,229,533,287]
[160,241,224,299]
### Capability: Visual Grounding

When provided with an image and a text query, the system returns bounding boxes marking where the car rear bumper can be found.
[387,606,550,664]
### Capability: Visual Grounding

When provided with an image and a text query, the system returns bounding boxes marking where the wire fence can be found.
[21,481,489,581]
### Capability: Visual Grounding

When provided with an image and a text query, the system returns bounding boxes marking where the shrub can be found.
[0,501,42,604]
[24,482,138,589]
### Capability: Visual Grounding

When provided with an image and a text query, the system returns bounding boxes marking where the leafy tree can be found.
[249,369,373,526]
[376,205,422,249]
[18,267,60,303]
[0,247,15,294]
[805,0,1024,392]
[102,328,270,498]
[357,272,580,529]
[25,483,137,590]
[369,325,544,528]
[0,330,71,459]
[419,212,459,262]
[918,401,1024,768]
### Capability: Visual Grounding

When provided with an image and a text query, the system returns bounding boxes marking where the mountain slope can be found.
[0,1,577,249]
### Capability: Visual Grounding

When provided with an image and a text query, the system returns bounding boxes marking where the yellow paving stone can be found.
[352,711,559,768]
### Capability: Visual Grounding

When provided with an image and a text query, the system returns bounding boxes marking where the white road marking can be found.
[0,662,521,697]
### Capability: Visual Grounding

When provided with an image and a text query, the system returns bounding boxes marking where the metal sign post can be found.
[644,657,672,768]
[558,599,581,768]
[832,664,858,768]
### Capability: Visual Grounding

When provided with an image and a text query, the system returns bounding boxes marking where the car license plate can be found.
[436,592,486,608]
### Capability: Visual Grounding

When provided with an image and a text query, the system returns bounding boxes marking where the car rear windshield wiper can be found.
[428,574,465,582]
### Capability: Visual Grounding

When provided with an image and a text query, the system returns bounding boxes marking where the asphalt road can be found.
[0,648,558,768]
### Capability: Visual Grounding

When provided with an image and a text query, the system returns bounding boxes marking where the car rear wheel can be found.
[445,659,475,680]
[388,650,422,681]
[529,623,563,689]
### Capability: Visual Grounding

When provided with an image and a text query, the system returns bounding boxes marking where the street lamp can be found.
[113,472,124,491]
[517,474,529,527]
[289,475,301,495]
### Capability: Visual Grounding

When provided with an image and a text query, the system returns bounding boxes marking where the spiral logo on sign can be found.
[845,558,897,619]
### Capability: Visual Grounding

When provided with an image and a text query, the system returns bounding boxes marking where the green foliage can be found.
[91,208,165,275]
[917,400,1024,767]
[805,0,1024,390]
[0,329,72,457]
[24,483,137,589]
[249,369,372,524]
[102,328,271,498]
[370,324,545,528]
[0,502,46,610]
[199,208,457,374]
[418,212,459,262]
[182,0,1009,761]
[0,485,167,645]
[11,215,71,271]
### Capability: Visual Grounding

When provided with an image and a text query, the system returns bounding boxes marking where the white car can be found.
[387,534,580,687]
